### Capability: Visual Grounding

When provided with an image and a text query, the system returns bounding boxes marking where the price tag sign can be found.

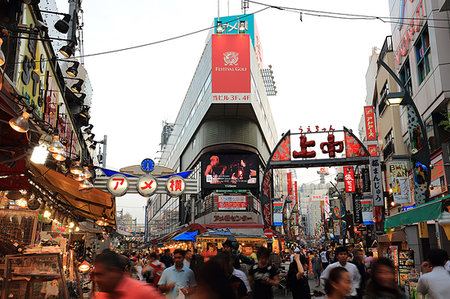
[137,175,158,197]
[166,175,186,197]
[107,174,129,196]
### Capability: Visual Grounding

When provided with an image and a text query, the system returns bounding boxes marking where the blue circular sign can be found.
[140,158,155,173]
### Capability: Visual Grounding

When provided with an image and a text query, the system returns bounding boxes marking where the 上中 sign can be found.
[107,174,129,196]
[137,175,158,197]
[166,175,186,197]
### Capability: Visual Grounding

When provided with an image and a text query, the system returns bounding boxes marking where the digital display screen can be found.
[201,153,258,189]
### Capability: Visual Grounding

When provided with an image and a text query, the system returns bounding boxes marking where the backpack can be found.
[149,262,164,286]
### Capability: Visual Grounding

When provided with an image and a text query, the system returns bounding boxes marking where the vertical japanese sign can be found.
[361,197,374,225]
[367,145,378,156]
[212,34,251,103]
[273,200,283,226]
[370,157,384,206]
[388,161,411,204]
[344,167,355,193]
[364,106,377,141]
[362,168,371,192]
[353,194,363,224]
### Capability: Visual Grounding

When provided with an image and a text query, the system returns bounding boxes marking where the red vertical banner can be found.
[364,106,377,141]
[211,34,251,102]
[287,173,293,208]
[367,144,378,156]
[344,167,356,192]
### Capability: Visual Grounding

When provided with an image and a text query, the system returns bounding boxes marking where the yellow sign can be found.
[418,222,429,238]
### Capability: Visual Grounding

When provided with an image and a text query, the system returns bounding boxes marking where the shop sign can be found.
[353,194,363,224]
[217,195,247,210]
[212,34,251,103]
[211,212,255,223]
[367,144,378,156]
[107,174,129,196]
[166,175,186,197]
[136,175,158,197]
[389,161,411,204]
[394,0,426,69]
[333,220,340,236]
[293,128,344,159]
[324,195,330,219]
[52,221,69,233]
[430,155,447,198]
[362,168,371,192]
[364,106,376,141]
[272,200,283,226]
[370,157,383,206]
[361,197,374,225]
[344,167,355,192]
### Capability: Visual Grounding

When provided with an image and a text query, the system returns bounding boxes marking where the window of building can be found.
[399,58,412,95]
[415,25,431,85]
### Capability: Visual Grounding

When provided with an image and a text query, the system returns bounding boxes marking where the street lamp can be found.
[377,58,431,204]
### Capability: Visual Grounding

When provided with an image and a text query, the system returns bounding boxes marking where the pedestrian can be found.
[195,258,237,299]
[363,257,406,299]
[287,251,311,299]
[416,248,450,299]
[270,250,282,269]
[311,251,322,287]
[364,251,375,272]
[91,249,164,299]
[190,249,204,279]
[323,267,352,299]
[248,246,280,299]
[158,249,197,298]
[351,248,367,295]
[213,251,248,299]
[320,246,361,298]
[320,248,329,269]
[160,248,174,268]
[142,252,165,286]
[184,249,192,268]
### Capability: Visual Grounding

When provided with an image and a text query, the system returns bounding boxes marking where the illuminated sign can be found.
[107,174,129,196]
[137,175,158,197]
[212,34,251,103]
[216,196,247,211]
[344,167,355,193]
[364,106,376,141]
[166,175,186,197]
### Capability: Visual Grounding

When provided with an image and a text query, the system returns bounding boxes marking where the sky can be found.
[54,0,392,224]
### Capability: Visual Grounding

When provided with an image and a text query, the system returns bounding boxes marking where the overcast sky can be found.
[55,0,392,224]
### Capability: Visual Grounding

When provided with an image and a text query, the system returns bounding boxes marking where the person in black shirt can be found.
[249,246,279,299]
[287,253,311,299]
[159,249,173,268]
[213,251,248,299]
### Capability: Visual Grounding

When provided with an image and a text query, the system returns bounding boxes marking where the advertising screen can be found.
[202,153,258,189]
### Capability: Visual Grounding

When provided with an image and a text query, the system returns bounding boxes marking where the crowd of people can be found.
[88,243,450,299]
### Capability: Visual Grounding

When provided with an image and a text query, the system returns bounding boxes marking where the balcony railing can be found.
[379,36,393,62]
[383,141,395,160]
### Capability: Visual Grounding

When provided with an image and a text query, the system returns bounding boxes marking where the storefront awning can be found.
[29,163,116,226]
[384,195,449,229]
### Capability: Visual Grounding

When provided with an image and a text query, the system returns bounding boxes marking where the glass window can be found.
[415,26,431,84]
[399,58,412,95]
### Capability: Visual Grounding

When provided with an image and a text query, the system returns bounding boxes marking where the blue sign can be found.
[140,158,155,173]
[402,205,416,212]
[214,14,256,49]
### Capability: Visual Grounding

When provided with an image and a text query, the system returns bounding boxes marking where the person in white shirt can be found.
[417,249,450,299]
[320,246,361,297]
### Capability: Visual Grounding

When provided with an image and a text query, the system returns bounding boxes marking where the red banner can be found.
[344,167,355,192]
[212,34,251,99]
[368,144,378,156]
[364,106,377,141]
[287,172,293,207]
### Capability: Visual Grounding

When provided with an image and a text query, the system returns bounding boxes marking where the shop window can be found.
[415,26,431,85]
[399,58,412,95]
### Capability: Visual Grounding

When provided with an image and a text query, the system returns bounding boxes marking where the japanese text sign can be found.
[389,161,411,204]
[370,157,384,206]
[364,106,377,141]
[107,174,129,196]
[166,175,186,197]
[217,196,247,210]
[137,175,158,197]
[344,167,356,193]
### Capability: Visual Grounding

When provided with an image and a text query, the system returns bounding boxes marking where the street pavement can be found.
[273,278,325,299]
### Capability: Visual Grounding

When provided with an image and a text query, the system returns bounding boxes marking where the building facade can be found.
[146,15,280,240]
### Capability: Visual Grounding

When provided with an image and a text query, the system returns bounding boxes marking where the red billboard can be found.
[364,106,377,141]
[212,34,251,102]
[344,166,355,193]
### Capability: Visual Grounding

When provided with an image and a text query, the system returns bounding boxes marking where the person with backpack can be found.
[142,252,165,286]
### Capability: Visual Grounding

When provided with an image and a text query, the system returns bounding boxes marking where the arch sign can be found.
[105,159,191,197]
[260,127,374,230]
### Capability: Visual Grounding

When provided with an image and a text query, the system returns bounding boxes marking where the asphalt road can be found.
[273,278,325,299]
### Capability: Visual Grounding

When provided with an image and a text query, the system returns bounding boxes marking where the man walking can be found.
[158,249,197,299]
[417,249,450,299]
[320,246,361,298]
[160,249,174,268]
[249,246,280,299]
[91,250,164,299]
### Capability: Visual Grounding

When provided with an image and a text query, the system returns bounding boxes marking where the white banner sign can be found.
[370,157,384,206]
